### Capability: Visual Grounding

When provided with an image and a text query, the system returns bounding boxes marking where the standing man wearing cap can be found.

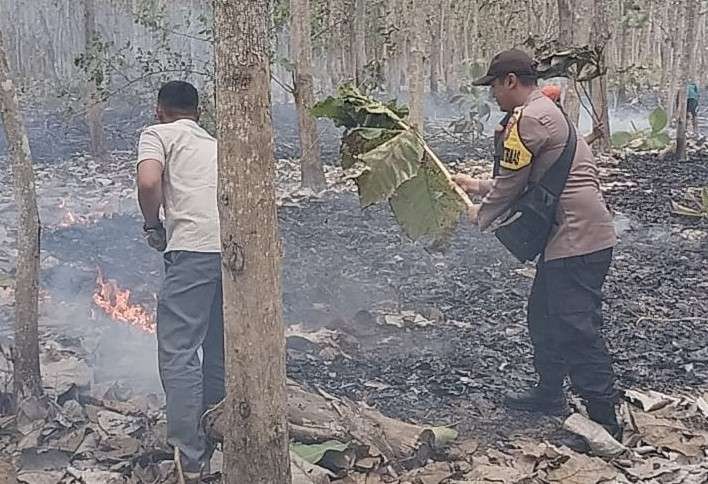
[452,49,622,438]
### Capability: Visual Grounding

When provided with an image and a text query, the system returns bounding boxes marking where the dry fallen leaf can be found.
[563,413,625,456]
[625,389,676,412]
[545,452,619,484]
[631,409,707,457]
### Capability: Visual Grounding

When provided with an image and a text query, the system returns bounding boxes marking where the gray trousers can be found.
[157,251,225,473]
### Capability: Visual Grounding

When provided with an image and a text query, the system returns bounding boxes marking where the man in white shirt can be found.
[136,81,222,479]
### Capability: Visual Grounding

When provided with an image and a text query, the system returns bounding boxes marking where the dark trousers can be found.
[528,247,618,404]
[157,251,225,473]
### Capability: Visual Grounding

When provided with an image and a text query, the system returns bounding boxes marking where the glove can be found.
[143,222,167,252]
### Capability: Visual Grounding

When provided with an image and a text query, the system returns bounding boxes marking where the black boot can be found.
[505,384,568,415]
[586,400,623,442]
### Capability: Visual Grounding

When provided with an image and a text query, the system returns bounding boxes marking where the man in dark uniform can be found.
[452,49,622,438]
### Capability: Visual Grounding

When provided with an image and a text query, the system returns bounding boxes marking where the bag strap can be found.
[492,112,513,178]
[539,114,577,197]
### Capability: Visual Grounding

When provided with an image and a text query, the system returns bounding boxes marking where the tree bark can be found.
[0,30,43,406]
[83,0,110,162]
[557,0,581,124]
[291,0,326,190]
[429,3,441,97]
[616,0,628,104]
[214,0,291,482]
[353,0,367,84]
[591,0,612,153]
[665,1,681,121]
[675,0,697,161]
[408,0,425,131]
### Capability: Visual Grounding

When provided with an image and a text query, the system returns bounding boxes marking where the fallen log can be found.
[202,380,457,472]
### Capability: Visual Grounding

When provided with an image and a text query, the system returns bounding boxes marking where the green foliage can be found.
[311,84,408,130]
[448,60,492,140]
[671,187,708,219]
[313,85,466,245]
[352,129,424,206]
[290,440,350,465]
[611,107,671,151]
[389,162,465,243]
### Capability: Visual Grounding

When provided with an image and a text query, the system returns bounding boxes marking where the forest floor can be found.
[0,104,706,482]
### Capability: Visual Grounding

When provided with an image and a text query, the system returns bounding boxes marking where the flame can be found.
[93,269,156,334]
[56,198,112,228]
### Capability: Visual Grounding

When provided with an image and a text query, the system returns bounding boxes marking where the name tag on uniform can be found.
[501,111,533,171]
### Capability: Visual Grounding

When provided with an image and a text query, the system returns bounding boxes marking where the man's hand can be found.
[451,174,484,196]
[143,222,167,252]
[466,204,481,225]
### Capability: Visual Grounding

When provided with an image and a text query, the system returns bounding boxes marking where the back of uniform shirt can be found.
[137,119,221,253]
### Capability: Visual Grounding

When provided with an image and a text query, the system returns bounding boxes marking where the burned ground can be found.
[13,108,704,453]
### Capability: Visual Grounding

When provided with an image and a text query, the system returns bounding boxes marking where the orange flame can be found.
[93,270,156,334]
[56,198,112,228]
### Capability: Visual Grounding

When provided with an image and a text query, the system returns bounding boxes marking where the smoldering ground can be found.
[0,98,705,451]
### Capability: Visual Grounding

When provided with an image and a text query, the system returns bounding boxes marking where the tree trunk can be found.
[0,30,43,406]
[616,0,628,104]
[557,0,581,124]
[214,0,291,482]
[83,0,110,162]
[353,0,366,84]
[326,0,341,90]
[408,0,425,131]
[429,3,441,97]
[291,0,326,190]
[665,1,681,121]
[675,0,697,161]
[591,0,611,153]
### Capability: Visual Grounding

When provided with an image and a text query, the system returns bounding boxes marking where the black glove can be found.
[143,221,167,252]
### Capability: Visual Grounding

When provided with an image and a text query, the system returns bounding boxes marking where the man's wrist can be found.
[143,220,162,230]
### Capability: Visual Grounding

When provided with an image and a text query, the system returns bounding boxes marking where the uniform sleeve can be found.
[477,115,549,231]
[137,128,166,167]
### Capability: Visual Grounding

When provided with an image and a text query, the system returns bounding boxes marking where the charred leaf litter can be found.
[0,105,706,482]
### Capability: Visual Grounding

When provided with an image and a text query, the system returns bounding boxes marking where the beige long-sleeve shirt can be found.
[477,89,617,261]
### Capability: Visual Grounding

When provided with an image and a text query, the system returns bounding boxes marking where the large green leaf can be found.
[341,128,400,169]
[649,107,668,134]
[610,131,634,148]
[290,440,350,465]
[389,159,466,243]
[312,84,408,130]
[651,131,671,147]
[355,130,424,206]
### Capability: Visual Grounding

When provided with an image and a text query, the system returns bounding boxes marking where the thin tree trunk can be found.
[327,0,341,90]
[0,30,43,406]
[557,0,581,124]
[214,0,291,482]
[353,0,366,84]
[83,0,109,162]
[617,0,628,104]
[675,0,697,160]
[291,0,326,189]
[408,0,425,131]
[666,1,681,121]
[429,3,441,97]
[591,0,611,153]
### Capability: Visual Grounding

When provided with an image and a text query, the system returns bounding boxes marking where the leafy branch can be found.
[312,85,471,245]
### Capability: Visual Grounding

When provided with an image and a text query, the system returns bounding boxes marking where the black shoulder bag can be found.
[492,115,577,262]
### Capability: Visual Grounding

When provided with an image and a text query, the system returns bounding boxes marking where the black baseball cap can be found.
[472,49,537,86]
